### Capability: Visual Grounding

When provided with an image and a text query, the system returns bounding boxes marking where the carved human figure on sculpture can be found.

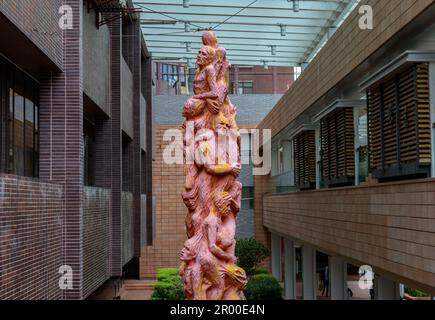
[180,31,247,300]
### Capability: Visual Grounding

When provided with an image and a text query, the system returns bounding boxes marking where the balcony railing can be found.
[275,170,297,193]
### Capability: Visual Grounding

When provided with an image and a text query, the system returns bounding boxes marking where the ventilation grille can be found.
[368,63,431,179]
[320,107,355,186]
[294,130,316,190]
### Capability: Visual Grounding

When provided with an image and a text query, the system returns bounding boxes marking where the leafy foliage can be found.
[405,286,430,298]
[245,273,282,300]
[251,268,270,276]
[151,268,185,300]
[235,238,270,275]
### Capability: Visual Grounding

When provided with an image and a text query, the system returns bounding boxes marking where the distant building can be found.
[153,62,294,96]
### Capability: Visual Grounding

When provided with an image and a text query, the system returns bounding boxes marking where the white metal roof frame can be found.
[133,0,360,67]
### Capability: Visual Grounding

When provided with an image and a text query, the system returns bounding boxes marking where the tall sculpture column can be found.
[179,31,248,300]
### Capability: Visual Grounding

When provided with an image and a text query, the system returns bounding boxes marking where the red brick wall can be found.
[82,187,111,299]
[231,66,294,94]
[140,124,185,278]
[0,174,63,300]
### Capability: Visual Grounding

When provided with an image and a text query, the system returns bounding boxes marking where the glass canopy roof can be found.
[133,0,360,67]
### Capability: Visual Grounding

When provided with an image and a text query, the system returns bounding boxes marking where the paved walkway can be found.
[88,279,155,300]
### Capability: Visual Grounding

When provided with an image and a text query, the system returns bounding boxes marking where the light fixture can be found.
[183,0,189,8]
[263,61,269,69]
[185,42,192,52]
[293,0,300,12]
[184,22,190,32]
[140,20,178,25]
[288,0,300,12]
[271,45,277,56]
[279,24,286,36]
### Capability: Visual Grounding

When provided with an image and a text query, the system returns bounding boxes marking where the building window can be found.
[240,133,251,165]
[83,118,96,186]
[238,81,253,94]
[356,109,369,184]
[0,57,39,178]
[162,64,178,81]
[241,186,254,210]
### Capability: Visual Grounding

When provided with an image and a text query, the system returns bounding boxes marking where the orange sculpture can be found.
[180,31,247,300]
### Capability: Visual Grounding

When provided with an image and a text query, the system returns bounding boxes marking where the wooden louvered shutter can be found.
[320,108,355,187]
[294,130,316,190]
[368,63,431,180]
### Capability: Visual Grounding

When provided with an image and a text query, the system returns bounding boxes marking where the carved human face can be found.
[196,47,212,67]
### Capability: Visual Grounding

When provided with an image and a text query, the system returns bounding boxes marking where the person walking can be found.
[322,266,329,297]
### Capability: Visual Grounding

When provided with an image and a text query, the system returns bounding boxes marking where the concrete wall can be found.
[263,179,435,295]
[121,58,134,139]
[122,191,134,265]
[82,187,111,299]
[0,174,63,300]
[83,7,111,116]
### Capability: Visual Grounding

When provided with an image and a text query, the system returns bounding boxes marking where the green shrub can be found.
[405,286,430,298]
[156,268,180,284]
[252,268,270,276]
[251,273,275,280]
[151,268,185,300]
[245,274,282,300]
[235,238,270,275]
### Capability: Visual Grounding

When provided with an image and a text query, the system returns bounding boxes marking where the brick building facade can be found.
[255,0,435,299]
[0,0,153,299]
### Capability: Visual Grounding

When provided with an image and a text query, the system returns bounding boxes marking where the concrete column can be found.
[284,239,296,300]
[271,233,281,280]
[329,256,347,300]
[302,245,316,300]
[39,1,84,299]
[374,275,401,300]
[399,284,405,299]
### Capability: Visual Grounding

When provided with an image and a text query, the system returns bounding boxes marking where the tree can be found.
[235,238,270,275]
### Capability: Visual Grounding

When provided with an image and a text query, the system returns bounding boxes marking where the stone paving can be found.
[88,279,155,300]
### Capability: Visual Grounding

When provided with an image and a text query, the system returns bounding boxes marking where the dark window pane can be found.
[83,118,96,186]
[0,66,6,172]
[34,103,39,176]
[1,56,39,177]
[25,95,34,177]
[8,87,14,173]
